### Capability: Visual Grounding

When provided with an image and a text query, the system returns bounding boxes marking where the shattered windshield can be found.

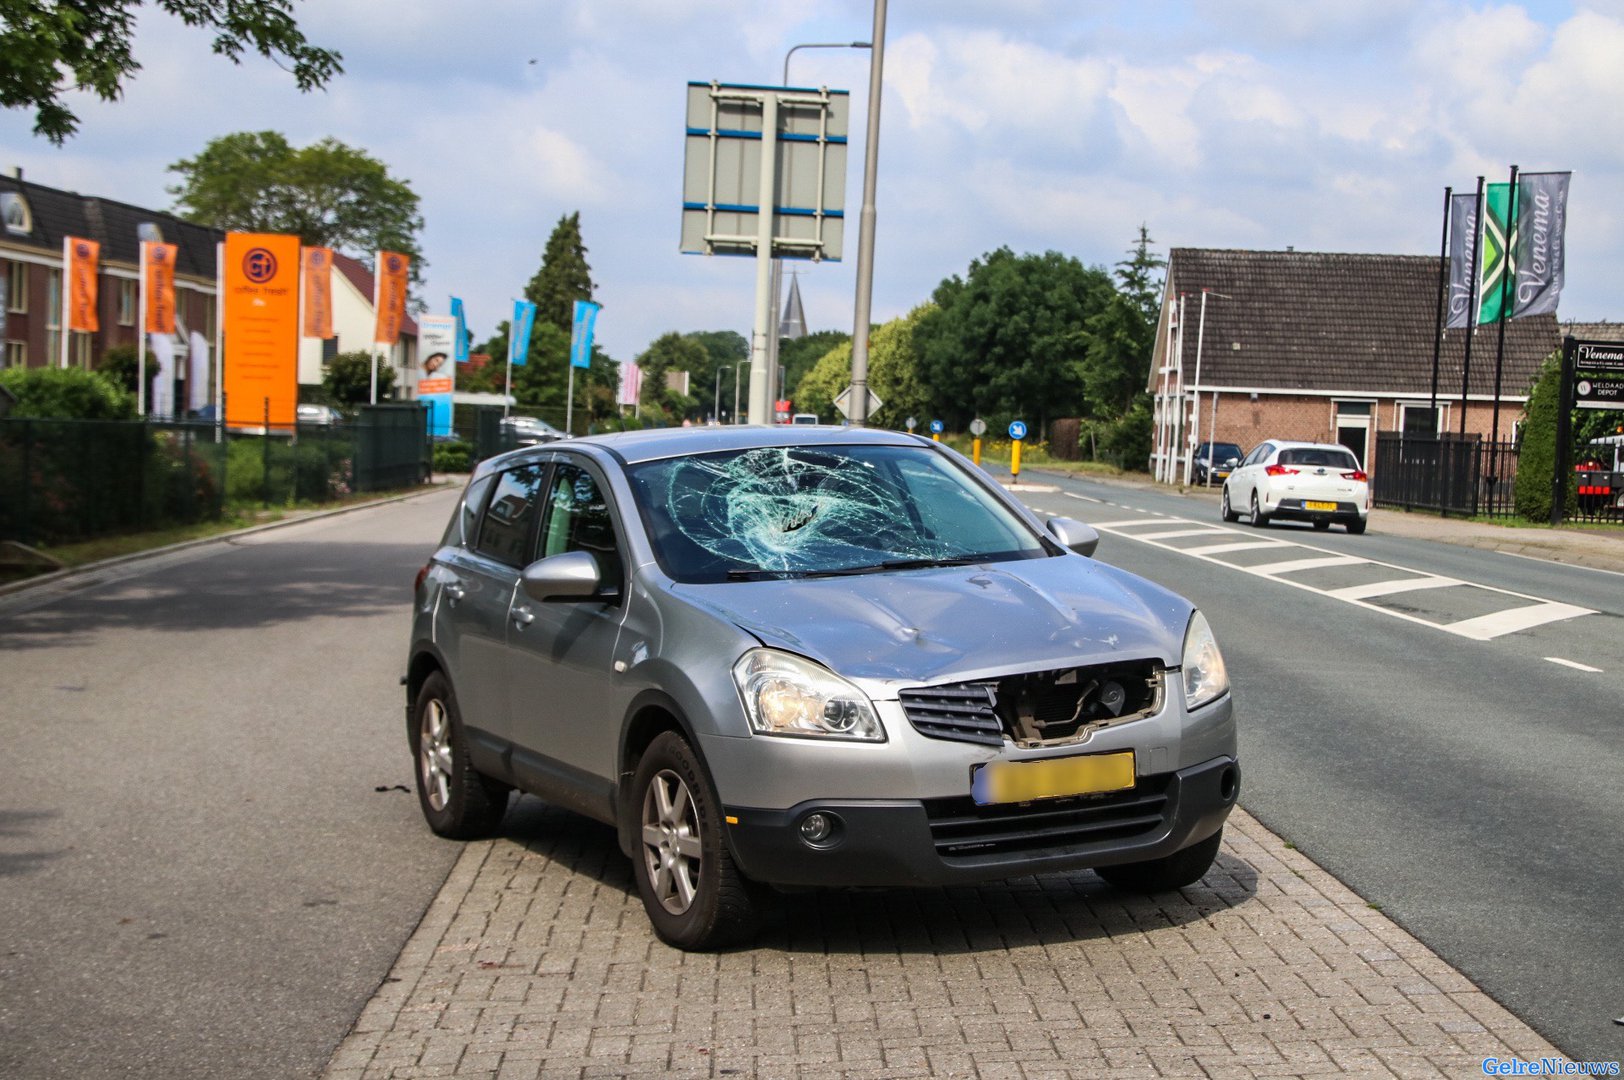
[625,444,1050,583]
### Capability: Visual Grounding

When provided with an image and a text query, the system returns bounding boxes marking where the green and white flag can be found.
[1477,182,1515,324]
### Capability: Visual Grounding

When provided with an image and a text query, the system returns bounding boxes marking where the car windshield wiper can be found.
[724,567,810,581]
[800,554,987,578]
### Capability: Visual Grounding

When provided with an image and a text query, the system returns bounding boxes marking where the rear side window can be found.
[474,464,547,566]
[1280,448,1359,469]
[442,474,495,548]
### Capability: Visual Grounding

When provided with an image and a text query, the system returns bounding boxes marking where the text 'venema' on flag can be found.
[1445,193,1478,330]
[1477,183,1515,324]
[1513,172,1571,319]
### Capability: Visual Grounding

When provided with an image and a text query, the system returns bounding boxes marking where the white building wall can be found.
[298,265,416,397]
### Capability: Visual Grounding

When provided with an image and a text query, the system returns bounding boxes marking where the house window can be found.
[46,267,60,364]
[4,260,23,313]
[1398,403,1439,438]
[1,192,30,236]
[4,341,25,368]
[118,279,137,326]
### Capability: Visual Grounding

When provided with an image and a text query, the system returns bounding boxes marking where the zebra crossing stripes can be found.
[1071,513,1596,642]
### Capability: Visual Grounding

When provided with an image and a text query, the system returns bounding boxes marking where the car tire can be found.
[1313,520,1331,531]
[411,672,509,840]
[1096,828,1224,892]
[1220,487,1240,523]
[1347,518,1367,535]
[631,731,762,950]
[1249,492,1270,527]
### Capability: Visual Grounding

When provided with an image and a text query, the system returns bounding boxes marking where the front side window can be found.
[473,463,547,567]
[626,444,1048,583]
[535,462,624,589]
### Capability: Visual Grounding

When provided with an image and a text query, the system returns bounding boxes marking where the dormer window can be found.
[1,192,30,236]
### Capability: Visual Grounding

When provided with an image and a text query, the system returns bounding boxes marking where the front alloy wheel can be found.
[629,731,761,949]
[642,769,703,914]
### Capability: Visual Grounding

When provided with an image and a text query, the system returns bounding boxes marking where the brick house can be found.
[1,170,221,384]
[1148,248,1560,483]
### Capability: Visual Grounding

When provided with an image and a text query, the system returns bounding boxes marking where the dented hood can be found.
[671,555,1190,693]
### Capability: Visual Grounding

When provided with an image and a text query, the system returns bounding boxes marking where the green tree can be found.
[779,329,849,410]
[1513,353,1576,523]
[525,213,596,331]
[1082,228,1165,421]
[0,366,134,419]
[635,333,705,423]
[322,350,394,407]
[168,131,424,286]
[914,247,1116,433]
[684,330,748,411]
[1,0,341,144]
[792,309,932,426]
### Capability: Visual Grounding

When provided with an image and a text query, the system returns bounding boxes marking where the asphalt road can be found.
[0,489,466,1080]
[1014,473,1624,1062]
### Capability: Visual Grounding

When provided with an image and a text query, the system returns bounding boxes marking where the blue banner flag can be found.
[450,296,469,362]
[570,300,600,369]
[510,299,536,367]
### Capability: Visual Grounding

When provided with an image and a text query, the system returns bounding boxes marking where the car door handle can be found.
[512,605,535,628]
[444,581,466,602]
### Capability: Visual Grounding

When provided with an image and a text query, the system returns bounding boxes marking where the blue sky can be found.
[4,0,1620,363]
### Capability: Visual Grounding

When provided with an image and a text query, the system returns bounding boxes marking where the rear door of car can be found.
[504,454,633,798]
[438,461,549,743]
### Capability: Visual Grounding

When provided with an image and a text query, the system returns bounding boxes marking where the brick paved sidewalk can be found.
[322,805,1558,1079]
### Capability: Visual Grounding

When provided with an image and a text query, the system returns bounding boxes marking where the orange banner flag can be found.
[64,236,100,332]
[301,246,334,339]
[374,250,410,345]
[143,241,178,334]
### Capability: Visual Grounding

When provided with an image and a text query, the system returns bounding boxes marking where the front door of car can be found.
[1229,445,1264,506]
[442,461,549,743]
[505,458,632,793]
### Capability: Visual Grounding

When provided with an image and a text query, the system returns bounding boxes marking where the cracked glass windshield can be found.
[625,445,1050,583]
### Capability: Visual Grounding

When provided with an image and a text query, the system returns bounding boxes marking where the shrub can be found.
[1512,352,1576,523]
[0,366,135,419]
[433,440,472,473]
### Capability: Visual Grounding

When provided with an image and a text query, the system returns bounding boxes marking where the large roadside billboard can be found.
[223,232,301,429]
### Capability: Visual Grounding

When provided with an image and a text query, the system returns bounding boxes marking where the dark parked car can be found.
[406,427,1238,948]
[1193,441,1244,486]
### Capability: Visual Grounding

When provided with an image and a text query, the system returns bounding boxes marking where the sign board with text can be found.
[223,232,301,429]
[417,315,457,438]
[1573,340,1624,410]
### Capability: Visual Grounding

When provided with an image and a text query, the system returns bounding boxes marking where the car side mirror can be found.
[1044,516,1100,558]
[520,550,602,602]
[1224,456,1240,467]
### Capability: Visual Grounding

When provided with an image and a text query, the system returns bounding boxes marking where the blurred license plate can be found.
[972,751,1135,805]
[1305,500,1337,511]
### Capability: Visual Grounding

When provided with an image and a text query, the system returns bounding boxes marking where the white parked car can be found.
[1220,441,1369,534]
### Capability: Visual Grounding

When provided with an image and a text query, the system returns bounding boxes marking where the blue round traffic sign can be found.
[1008,420,1028,440]
[929,419,944,434]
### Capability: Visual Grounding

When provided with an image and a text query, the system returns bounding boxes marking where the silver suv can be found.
[405,427,1238,949]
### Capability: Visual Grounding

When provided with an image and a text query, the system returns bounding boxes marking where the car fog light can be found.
[799,812,834,845]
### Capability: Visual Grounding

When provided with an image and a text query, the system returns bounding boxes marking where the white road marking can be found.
[1248,554,1368,576]
[1182,539,1295,556]
[1545,656,1603,672]
[1446,602,1596,641]
[1063,492,1104,503]
[1065,504,1599,642]
[1327,576,1463,601]
[1132,527,1236,541]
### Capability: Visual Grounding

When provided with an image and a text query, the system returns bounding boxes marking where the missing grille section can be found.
[900,660,1164,748]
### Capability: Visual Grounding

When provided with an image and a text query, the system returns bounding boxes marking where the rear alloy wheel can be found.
[1097,828,1223,892]
[1249,492,1270,527]
[1347,518,1367,535]
[411,672,509,839]
[1220,487,1240,523]
[632,731,761,950]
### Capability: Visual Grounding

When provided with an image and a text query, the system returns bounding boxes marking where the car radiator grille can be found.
[896,683,1003,746]
[923,775,1172,861]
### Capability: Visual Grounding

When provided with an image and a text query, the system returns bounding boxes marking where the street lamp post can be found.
[714,365,727,423]
[765,40,871,417]
[847,0,887,427]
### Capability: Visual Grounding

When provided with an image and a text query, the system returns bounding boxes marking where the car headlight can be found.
[1181,610,1229,711]
[732,649,885,741]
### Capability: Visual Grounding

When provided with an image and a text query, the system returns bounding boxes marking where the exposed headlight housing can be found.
[732,649,885,741]
[1181,610,1229,711]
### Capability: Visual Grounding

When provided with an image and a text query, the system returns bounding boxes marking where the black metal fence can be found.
[1,404,430,546]
[0,418,227,546]
[1372,433,1520,518]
